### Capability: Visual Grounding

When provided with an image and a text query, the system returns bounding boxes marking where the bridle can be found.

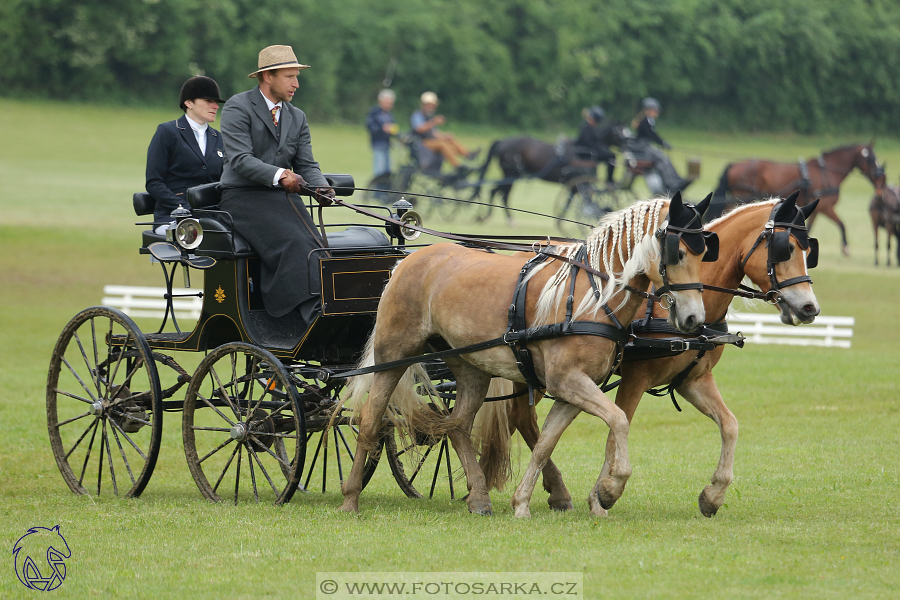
[739,202,818,302]
[654,202,719,309]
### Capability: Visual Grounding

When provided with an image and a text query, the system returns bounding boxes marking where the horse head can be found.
[648,192,714,333]
[858,142,885,198]
[739,192,820,325]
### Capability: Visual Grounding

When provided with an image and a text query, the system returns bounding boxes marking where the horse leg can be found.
[507,385,573,511]
[443,358,493,515]
[510,400,582,518]
[339,367,408,513]
[675,373,739,517]
[818,201,850,255]
[502,187,515,228]
[873,220,880,266]
[588,374,649,517]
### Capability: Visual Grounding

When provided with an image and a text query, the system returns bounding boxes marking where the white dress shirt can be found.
[185,113,208,156]
[260,90,286,186]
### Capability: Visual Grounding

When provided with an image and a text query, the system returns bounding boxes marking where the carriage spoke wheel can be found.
[182,343,305,505]
[47,307,163,498]
[554,175,620,238]
[383,394,466,500]
[289,405,383,495]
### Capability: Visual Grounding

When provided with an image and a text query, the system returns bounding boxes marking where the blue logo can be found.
[12,526,71,591]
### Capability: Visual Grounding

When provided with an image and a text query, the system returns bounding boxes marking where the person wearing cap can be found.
[410,91,478,173]
[365,89,399,177]
[219,44,336,322]
[573,105,617,188]
[145,76,225,234]
[629,97,692,193]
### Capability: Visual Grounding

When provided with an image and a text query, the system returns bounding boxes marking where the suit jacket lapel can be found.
[177,115,207,163]
[252,88,279,141]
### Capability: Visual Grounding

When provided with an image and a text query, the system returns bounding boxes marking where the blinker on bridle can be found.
[654,202,719,308]
[740,201,819,304]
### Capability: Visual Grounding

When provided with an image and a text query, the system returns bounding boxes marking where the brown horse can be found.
[869,185,900,266]
[476,193,820,518]
[711,143,885,255]
[339,194,712,515]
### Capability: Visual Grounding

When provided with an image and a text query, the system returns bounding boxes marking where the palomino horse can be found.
[473,127,626,223]
[476,192,820,517]
[339,194,714,515]
[711,143,885,255]
[869,185,900,266]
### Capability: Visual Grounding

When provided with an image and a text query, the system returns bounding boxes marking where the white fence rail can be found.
[101,285,202,320]
[728,311,854,348]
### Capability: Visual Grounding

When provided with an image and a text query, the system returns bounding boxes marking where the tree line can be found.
[2,0,899,133]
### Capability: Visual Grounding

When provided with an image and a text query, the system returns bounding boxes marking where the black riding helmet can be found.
[179,76,225,111]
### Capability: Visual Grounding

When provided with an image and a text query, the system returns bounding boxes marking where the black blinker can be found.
[769,230,792,263]
[702,231,719,262]
[662,232,681,265]
[806,237,819,269]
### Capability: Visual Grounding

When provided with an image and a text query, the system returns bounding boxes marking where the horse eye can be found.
[678,249,686,261]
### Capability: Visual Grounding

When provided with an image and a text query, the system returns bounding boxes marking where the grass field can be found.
[1,97,899,599]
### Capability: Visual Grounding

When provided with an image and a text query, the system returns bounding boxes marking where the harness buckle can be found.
[765,289,782,305]
[669,339,689,352]
[658,292,676,309]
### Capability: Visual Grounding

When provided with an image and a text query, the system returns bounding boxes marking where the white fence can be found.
[101,285,202,320]
[728,311,854,349]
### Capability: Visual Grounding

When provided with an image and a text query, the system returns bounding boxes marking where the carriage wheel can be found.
[183,343,305,505]
[362,172,404,206]
[407,172,457,222]
[382,385,465,500]
[47,307,163,498]
[291,405,383,494]
[553,175,620,238]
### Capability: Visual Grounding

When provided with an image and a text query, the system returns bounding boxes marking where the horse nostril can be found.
[683,315,697,331]
[803,303,818,316]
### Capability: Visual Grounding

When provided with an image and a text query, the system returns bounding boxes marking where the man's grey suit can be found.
[220,87,329,318]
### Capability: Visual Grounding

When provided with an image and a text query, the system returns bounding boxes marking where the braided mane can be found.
[528,198,668,327]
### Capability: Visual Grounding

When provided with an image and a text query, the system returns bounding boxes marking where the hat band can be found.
[258,60,302,70]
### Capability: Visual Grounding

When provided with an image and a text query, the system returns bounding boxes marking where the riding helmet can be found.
[588,105,605,123]
[642,97,661,112]
[179,76,225,111]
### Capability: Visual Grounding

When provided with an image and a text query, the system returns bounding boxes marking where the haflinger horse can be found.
[474,191,821,518]
[339,193,716,515]
[711,143,885,255]
[869,184,900,266]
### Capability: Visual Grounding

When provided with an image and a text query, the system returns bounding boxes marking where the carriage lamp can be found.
[391,197,422,243]
[173,218,204,250]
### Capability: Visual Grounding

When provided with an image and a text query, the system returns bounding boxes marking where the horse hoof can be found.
[337,501,359,514]
[548,498,574,512]
[597,483,620,510]
[841,246,851,257]
[587,491,609,517]
[468,506,493,517]
[698,491,720,518]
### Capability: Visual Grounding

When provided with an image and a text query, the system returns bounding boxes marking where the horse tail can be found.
[713,163,733,201]
[472,379,514,491]
[475,140,501,190]
[340,331,460,454]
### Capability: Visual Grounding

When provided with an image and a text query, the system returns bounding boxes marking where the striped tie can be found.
[271,106,279,126]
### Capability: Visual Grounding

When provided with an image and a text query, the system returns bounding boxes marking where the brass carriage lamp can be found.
[391,197,422,245]
[166,204,204,288]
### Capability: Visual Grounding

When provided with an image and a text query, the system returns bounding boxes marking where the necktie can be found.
[271,106,279,126]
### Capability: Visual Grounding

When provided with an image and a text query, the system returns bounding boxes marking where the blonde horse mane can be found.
[527,197,668,326]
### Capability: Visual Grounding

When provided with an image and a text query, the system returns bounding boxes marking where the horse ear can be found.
[800,198,819,220]
[695,192,712,217]
[774,191,799,221]
[668,191,683,219]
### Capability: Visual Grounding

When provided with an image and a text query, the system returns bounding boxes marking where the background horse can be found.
[711,143,885,255]
[476,194,820,518]
[869,184,900,266]
[339,195,710,515]
[474,126,627,224]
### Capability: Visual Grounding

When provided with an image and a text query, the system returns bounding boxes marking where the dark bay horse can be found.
[474,127,627,223]
[711,143,885,255]
[475,193,820,517]
[339,195,711,515]
[870,185,900,266]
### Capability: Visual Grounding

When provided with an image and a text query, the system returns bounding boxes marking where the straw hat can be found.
[248,45,310,78]
[420,91,439,105]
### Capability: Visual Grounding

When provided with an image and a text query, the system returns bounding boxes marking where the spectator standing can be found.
[365,89,398,177]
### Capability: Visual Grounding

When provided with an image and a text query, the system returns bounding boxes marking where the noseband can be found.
[739,202,818,302]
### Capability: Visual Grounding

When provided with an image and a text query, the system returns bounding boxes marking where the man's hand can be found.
[314,187,336,206]
[280,170,308,194]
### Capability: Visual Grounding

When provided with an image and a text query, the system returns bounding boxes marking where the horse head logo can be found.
[12,525,71,591]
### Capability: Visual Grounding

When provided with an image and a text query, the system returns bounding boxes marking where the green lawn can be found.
[1,98,899,599]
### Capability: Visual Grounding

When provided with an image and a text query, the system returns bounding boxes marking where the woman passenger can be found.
[146,76,226,233]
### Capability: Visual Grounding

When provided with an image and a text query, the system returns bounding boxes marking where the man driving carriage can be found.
[573,105,617,190]
[219,44,336,323]
[629,97,693,194]
[411,91,479,176]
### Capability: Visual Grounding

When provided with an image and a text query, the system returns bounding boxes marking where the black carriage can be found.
[46,176,461,504]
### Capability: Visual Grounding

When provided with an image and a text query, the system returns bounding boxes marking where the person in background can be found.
[630,97,692,193]
[573,105,617,189]
[411,91,479,175]
[145,76,225,233]
[366,89,399,177]
[218,44,335,323]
